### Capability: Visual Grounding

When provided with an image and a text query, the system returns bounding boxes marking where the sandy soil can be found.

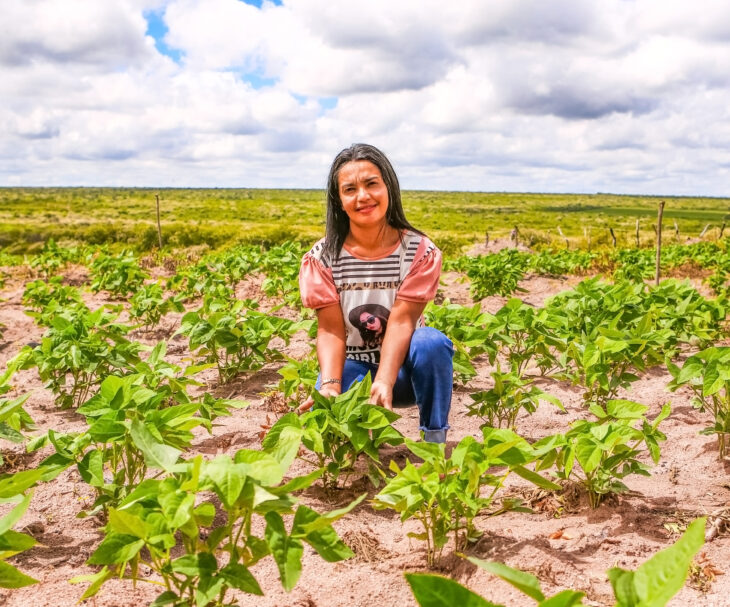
[0,265,729,607]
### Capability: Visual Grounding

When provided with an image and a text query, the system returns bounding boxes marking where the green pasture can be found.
[1,187,729,254]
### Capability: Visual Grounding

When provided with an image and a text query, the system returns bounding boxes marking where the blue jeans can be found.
[317,327,454,443]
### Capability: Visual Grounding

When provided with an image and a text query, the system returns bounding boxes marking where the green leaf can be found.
[70,566,113,601]
[290,506,353,562]
[0,530,36,558]
[538,589,586,606]
[262,413,303,473]
[0,560,38,588]
[129,419,180,472]
[78,449,105,487]
[512,465,561,491]
[608,568,638,606]
[606,400,648,420]
[405,438,444,462]
[265,511,303,592]
[293,493,367,535]
[234,449,284,486]
[405,573,504,607]
[203,457,244,510]
[0,491,32,535]
[630,517,705,607]
[108,508,148,539]
[87,533,144,564]
[468,558,546,602]
[219,563,264,595]
[0,469,42,498]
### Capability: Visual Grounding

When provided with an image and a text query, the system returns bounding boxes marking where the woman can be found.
[298,143,454,443]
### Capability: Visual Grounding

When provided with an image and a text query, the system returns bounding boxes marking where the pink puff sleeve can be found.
[299,253,340,309]
[397,239,442,303]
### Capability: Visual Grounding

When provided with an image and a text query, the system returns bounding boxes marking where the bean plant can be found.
[536,399,670,508]
[467,366,562,430]
[373,430,559,567]
[88,249,149,299]
[129,281,184,329]
[35,370,244,514]
[263,376,404,488]
[178,297,310,383]
[0,364,35,466]
[668,346,730,459]
[18,303,142,408]
[74,451,361,605]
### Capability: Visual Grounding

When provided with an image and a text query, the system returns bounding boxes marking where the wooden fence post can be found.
[557,226,569,249]
[609,227,617,248]
[700,224,710,238]
[156,194,163,249]
[635,219,640,248]
[655,201,665,286]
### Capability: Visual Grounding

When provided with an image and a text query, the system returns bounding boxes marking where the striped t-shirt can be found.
[299,231,441,364]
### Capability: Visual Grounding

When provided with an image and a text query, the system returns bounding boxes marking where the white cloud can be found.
[1,0,730,195]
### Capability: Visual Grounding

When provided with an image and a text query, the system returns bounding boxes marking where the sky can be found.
[2,0,730,195]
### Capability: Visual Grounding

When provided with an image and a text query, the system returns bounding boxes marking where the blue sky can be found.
[2,0,730,195]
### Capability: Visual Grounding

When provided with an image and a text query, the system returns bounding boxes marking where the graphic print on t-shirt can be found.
[302,230,438,364]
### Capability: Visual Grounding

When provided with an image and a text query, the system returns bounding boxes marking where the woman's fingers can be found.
[297,396,314,413]
[370,382,393,411]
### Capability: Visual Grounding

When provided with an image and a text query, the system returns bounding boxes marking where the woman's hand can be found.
[369,379,394,411]
[297,384,341,413]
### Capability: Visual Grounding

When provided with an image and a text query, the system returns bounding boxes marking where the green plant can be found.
[74,451,361,605]
[536,400,670,508]
[467,366,562,430]
[612,248,655,282]
[489,298,564,376]
[405,517,706,607]
[89,249,149,299]
[563,313,670,407]
[528,249,595,277]
[463,249,530,300]
[28,239,82,279]
[35,371,244,514]
[129,281,184,329]
[18,303,142,408]
[179,297,309,384]
[166,260,234,302]
[668,347,730,459]
[263,376,404,489]
[22,277,84,326]
[273,353,319,410]
[259,241,306,308]
[373,429,559,567]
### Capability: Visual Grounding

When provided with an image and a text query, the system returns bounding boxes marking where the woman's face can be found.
[338,160,389,230]
[360,312,383,333]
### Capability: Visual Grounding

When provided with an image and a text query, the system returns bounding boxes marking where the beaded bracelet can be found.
[321,378,342,387]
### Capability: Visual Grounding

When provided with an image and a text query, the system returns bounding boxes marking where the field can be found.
[2,187,730,254]
[0,188,729,607]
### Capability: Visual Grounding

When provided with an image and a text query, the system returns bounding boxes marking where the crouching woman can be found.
[297,143,454,443]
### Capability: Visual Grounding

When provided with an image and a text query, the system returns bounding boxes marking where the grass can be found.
[2,187,729,254]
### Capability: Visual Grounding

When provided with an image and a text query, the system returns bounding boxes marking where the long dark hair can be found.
[324,143,424,260]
